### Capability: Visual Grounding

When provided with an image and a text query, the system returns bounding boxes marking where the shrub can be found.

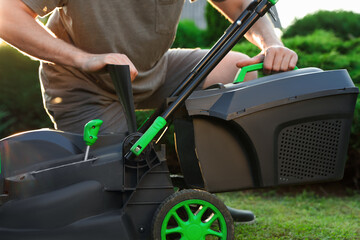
[283,10,360,40]
[283,30,342,54]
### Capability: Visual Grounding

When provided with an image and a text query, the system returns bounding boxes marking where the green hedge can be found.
[283,10,360,40]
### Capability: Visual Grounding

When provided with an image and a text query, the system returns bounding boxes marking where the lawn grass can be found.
[217,190,360,239]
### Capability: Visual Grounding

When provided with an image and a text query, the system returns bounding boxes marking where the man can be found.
[0,0,297,222]
[0,0,297,134]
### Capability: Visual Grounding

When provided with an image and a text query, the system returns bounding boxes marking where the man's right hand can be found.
[77,53,138,81]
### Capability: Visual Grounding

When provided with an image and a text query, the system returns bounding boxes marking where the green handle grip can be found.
[131,117,167,156]
[233,63,299,84]
[83,119,103,146]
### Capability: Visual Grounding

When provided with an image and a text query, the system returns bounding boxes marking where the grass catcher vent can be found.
[278,119,343,183]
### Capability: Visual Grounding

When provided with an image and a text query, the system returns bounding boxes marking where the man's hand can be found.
[236,45,298,75]
[77,53,138,81]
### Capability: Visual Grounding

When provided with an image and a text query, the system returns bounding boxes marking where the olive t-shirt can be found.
[21,0,185,117]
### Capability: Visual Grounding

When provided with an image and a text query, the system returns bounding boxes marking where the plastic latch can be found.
[130,117,167,156]
[233,63,299,84]
[83,119,103,146]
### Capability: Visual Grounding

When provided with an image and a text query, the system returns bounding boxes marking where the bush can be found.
[283,10,360,40]
[283,30,342,53]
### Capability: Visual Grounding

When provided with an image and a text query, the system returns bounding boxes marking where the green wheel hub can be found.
[161,199,227,240]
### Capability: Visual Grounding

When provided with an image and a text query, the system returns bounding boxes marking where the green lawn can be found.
[217,190,360,239]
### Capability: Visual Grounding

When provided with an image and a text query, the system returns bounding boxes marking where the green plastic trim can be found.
[83,119,103,146]
[233,63,299,83]
[161,199,227,240]
[131,116,167,156]
[268,0,278,5]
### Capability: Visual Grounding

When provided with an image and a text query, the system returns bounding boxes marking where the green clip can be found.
[83,119,103,146]
[131,117,167,156]
[233,63,299,84]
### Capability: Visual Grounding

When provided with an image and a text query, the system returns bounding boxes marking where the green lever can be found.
[233,63,299,84]
[130,116,167,156]
[83,119,103,146]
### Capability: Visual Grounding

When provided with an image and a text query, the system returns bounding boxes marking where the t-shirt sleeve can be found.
[21,0,67,17]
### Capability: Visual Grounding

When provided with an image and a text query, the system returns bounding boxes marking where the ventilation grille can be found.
[278,120,343,182]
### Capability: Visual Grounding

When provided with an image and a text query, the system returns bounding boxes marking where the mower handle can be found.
[127,0,278,158]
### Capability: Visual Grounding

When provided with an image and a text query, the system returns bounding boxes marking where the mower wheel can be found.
[152,189,234,240]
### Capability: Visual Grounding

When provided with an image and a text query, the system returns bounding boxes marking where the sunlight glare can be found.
[277,0,360,28]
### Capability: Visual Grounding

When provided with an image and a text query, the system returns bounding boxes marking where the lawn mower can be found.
[0,0,358,239]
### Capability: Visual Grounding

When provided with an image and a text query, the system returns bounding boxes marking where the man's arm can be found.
[0,0,138,80]
[208,0,298,74]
